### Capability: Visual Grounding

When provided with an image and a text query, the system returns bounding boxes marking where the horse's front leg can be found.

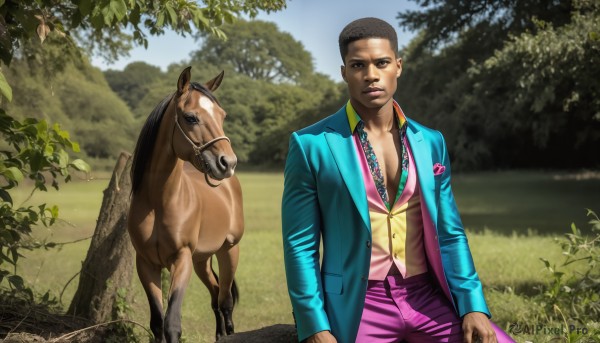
[165,249,193,343]
[136,255,166,343]
[193,255,225,340]
[216,244,240,336]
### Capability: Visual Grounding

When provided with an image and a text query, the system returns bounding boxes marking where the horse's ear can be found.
[177,66,192,94]
[205,71,225,92]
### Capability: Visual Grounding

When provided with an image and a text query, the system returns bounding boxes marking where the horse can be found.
[127,67,244,343]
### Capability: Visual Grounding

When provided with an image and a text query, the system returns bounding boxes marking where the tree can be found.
[397,0,573,55]
[465,0,600,168]
[0,109,90,290]
[0,0,286,68]
[4,59,138,159]
[194,19,314,83]
[0,0,288,333]
[68,153,135,324]
[104,62,164,110]
[395,0,598,170]
[247,72,345,165]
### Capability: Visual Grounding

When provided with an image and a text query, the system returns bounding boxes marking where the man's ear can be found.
[396,57,403,78]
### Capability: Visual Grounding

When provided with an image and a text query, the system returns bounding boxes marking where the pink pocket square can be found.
[433,163,446,176]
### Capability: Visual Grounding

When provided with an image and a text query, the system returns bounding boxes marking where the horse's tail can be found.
[210,264,239,307]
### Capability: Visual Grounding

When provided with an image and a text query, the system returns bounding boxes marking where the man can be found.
[281,17,514,343]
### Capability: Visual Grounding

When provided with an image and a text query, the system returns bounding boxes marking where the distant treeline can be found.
[4,0,599,171]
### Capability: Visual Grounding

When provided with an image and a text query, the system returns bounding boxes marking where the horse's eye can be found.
[183,114,199,124]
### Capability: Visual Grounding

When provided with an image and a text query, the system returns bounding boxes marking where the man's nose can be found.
[365,64,379,82]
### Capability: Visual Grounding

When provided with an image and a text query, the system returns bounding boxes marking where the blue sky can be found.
[91,0,420,81]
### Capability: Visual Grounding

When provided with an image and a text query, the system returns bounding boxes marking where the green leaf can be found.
[79,0,93,16]
[36,119,49,140]
[0,71,13,102]
[57,149,69,168]
[129,6,141,25]
[0,270,8,284]
[571,222,578,235]
[101,4,115,25]
[110,0,128,22]
[2,167,24,183]
[69,141,80,153]
[165,3,177,24]
[156,12,165,27]
[48,205,59,219]
[70,159,91,173]
[53,123,70,140]
[44,143,54,157]
[0,189,12,204]
[8,274,24,290]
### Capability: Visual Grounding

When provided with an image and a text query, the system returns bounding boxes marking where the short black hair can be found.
[338,17,398,63]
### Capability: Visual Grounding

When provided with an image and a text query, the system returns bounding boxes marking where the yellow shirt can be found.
[347,101,428,280]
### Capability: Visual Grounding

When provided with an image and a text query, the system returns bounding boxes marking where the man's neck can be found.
[351,98,396,135]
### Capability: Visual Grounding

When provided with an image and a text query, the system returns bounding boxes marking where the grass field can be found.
[10,169,600,342]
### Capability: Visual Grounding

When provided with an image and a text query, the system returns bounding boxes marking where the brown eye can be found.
[183,114,199,124]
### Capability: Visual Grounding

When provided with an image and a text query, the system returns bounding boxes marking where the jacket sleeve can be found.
[281,132,330,340]
[435,131,491,318]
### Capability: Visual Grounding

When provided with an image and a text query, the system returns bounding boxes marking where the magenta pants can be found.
[356,273,515,343]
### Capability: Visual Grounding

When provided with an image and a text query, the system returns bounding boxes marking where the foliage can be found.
[0,109,90,290]
[1,0,290,295]
[4,59,138,159]
[539,209,600,326]
[194,19,313,83]
[104,61,164,111]
[397,0,573,54]
[103,287,145,343]
[396,0,599,170]
[116,29,344,165]
[468,2,600,166]
[0,0,287,68]
[57,64,137,158]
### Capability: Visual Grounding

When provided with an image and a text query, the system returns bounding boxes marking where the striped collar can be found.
[346,100,407,133]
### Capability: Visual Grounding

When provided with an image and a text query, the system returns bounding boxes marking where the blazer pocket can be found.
[323,273,343,295]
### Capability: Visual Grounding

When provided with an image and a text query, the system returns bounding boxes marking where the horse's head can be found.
[171,67,237,182]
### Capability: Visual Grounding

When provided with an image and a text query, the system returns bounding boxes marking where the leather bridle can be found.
[173,113,230,187]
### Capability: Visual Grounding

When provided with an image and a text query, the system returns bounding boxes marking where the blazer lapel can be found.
[406,120,454,303]
[324,108,370,232]
[406,121,438,226]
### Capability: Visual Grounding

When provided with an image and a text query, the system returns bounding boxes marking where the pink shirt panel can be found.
[353,133,428,280]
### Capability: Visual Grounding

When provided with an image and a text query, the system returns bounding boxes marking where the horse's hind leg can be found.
[193,255,225,340]
[216,244,240,336]
[136,255,166,343]
[165,249,193,343]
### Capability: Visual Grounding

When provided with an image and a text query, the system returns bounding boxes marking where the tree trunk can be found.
[67,152,134,323]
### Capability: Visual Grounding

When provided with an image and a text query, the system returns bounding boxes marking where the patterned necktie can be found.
[356,120,409,209]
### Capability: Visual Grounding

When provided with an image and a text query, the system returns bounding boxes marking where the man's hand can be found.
[462,312,497,343]
[306,330,337,343]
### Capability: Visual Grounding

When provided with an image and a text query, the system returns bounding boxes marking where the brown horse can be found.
[127,67,243,343]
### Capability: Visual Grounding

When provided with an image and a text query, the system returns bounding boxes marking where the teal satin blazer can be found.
[281,106,491,343]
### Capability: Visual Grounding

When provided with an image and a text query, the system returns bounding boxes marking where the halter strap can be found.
[174,114,230,154]
[173,114,230,187]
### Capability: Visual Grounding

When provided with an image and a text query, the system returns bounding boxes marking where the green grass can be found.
[8,170,599,342]
[452,170,600,234]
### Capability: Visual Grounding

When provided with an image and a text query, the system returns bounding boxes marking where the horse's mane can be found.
[130,82,218,194]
